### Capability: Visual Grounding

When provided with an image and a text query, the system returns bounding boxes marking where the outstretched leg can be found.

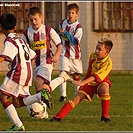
[50,92,86,121]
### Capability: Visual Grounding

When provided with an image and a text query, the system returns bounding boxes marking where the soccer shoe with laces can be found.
[41,89,53,109]
[59,71,73,82]
[6,125,25,131]
[101,116,111,122]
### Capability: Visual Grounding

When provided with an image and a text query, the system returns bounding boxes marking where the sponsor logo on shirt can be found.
[29,40,46,50]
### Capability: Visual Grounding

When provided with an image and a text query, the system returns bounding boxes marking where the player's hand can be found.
[71,80,84,86]
[60,28,65,33]
[51,53,60,63]
[51,56,58,63]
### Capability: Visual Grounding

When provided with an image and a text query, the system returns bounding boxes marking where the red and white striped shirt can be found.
[60,19,83,59]
[22,24,61,67]
[0,33,36,86]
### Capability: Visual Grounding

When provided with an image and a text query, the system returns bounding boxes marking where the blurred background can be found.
[0,1,132,72]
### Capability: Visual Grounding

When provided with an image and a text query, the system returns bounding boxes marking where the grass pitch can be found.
[0,71,132,131]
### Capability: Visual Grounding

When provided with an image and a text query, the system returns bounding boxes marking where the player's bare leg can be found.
[35,77,45,93]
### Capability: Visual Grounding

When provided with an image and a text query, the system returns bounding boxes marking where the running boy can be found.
[22,6,62,115]
[58,3,83,102]
[0,13,52,131]
[50,37,113,122]
[22,6,62,94]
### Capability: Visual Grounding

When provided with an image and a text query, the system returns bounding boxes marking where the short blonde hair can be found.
[98,37,113,52]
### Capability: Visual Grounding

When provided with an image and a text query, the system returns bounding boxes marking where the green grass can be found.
[0,71,132,131]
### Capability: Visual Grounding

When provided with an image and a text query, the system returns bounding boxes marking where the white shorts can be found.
[34,64,54,82]
[0,76,30,98]
[60,56,83,74]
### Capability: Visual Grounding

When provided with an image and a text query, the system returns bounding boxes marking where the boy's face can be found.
[95,42,109,60]
[29,13,43,30]
[67,9,78,23]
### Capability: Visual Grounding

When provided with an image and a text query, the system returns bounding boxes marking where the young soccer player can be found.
[22,6,62,114]
[22,6,62,94]
[0,13,52,131]
[50,37,113,122]
[58,3,83,102]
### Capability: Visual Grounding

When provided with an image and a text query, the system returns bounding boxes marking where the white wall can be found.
[78,2,133,71]
[0,2,132,72]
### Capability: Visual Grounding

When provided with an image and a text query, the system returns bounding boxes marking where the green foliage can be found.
[0,72,132,131]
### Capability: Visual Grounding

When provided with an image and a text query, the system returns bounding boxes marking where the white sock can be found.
[23,93,41,105]
[5,104,23,127]
[50,76,64,91]
[59,82,67,97]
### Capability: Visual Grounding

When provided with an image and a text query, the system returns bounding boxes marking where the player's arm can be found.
[61,29,78,45]
[72,76,95,86]
[52,44,62,63]
[50,28,62,63]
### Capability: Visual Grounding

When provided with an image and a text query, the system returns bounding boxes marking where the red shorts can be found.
[78,84,98,101]
[78,84,104,101]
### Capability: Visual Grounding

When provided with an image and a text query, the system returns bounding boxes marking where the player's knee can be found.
[97,93,111,100]
[97,82,110,94]
[12,98,24,108]
[12,101,21,108]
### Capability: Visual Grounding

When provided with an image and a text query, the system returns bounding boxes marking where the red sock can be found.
[55,100,75,119]
[101,100,110,118]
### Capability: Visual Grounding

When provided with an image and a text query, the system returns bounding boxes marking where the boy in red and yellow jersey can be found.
[50,37,113,122]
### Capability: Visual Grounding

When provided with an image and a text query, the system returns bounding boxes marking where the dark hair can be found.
[67,3,79,13]
[98,37,113,52]
[0,13,16,30]
[28,6,42,16]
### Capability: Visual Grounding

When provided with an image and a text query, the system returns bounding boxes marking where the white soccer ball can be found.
[26,102,48,119]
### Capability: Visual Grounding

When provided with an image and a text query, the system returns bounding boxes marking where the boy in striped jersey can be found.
[0,13,52,131]
[22,6,62,94]
[58,3,83,102]
[50,37,113,122]
[22,6,62,115]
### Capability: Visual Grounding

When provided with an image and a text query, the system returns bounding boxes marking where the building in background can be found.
[0,1,132,71]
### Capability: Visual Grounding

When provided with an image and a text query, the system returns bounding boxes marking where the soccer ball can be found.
[26,102,48,119]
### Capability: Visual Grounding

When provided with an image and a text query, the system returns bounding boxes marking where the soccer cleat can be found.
[50,117,61,122]
[7,125,25,131]
[101,116,111,122]
[59,71,73,82]
[41,89,53,109]
[59,96,66,102]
